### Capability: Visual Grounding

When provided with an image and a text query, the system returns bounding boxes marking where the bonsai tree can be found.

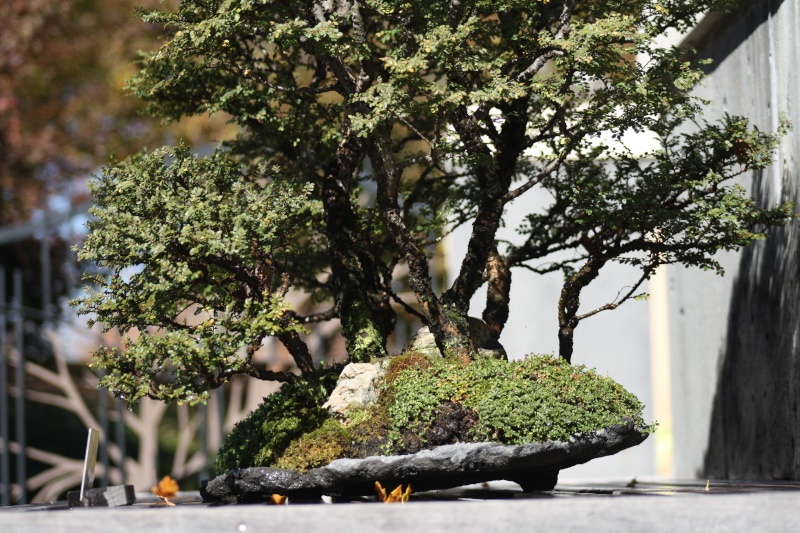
[76,0,791,407]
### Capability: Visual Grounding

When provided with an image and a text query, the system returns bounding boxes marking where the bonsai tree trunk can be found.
[558,257,605,363]
[322,130,394,362]
[483,246,512,340]
[369,128,475,361]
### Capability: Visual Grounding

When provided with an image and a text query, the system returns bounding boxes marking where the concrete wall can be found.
[668,0,800,478]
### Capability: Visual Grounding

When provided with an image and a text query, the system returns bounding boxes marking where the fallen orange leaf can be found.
[156,496,176,507]
[151,475,179,506]
[270,494,287,505]
[375,481,387,502]
[375,481,411,503]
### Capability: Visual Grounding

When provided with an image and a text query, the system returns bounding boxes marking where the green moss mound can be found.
[216,354,650,473]
[215,369,341,474]
[386,354,648,446]
[275,418,352,472]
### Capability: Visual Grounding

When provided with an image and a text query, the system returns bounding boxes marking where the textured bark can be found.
[483,246,512,339]
[276,331,315,376]
[321,132,394,362]
[442,107,502,311]
[443,99,527,312]
[368,127,473,362]
[557,257,605,363]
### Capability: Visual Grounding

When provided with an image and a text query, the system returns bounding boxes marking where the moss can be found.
[341,399,392,458]
[215,369,341,474]
[216,354,650,471]
[341,297,387,363]
[394,401,479,454]
[275,418,352,472]
[383,355,649,448]
[383,351,431,383]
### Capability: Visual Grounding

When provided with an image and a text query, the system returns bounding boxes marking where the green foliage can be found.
[75,145,314,404]
[385,355,648,445]
[515,114,793,279]
[275,418,352,472]
[75,0,792,400]
[222,353,649,470]
[215,377,335,473]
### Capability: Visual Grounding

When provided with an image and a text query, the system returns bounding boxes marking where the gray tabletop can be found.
[1,480,799,533]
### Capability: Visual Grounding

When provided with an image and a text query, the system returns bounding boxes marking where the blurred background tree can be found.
[0,0,234,225]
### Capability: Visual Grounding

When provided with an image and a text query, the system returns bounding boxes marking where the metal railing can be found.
[0,261,226,506]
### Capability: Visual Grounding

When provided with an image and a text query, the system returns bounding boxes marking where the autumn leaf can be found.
[270,494,287,505]
[375,481,412,503]
[152,475,179,506]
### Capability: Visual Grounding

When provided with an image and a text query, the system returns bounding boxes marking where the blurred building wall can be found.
[668,0,800,479]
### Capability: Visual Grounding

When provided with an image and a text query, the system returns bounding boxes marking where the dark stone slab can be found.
[67,485,136,508]
[202,419,648,501]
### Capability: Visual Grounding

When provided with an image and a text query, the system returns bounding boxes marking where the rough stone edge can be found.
[202,419,649,501]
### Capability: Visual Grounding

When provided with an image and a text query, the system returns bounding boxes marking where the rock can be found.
[477,337,507,360]
[323,323,505,417]
[67,485,136,508]
[202,419,648,501]
[466,317,492,347]
[202,468,307,503]
[407,326,439,356]
[408,317,507,360]
[322,362,388,415]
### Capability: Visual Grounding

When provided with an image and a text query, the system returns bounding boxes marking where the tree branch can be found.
[243,364,299,383]
[296,307,338,324]
[388,289,428,324]
[482,246,511,339]
[575,267,653,322]
[502,152,568,203]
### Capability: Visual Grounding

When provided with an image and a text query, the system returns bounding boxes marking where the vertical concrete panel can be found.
[667,0,775,479]
[667,0,800,479]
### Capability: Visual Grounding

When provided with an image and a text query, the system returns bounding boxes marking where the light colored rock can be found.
[407,317,507,360]
[322,362,387,415]
[407,326,439,356]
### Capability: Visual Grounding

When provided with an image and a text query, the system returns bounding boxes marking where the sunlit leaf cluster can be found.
[77,146,313,403]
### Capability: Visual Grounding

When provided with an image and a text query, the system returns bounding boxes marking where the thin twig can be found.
[575,267,652,321]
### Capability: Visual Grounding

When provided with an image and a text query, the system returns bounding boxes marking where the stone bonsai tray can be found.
[202,419,648,502]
